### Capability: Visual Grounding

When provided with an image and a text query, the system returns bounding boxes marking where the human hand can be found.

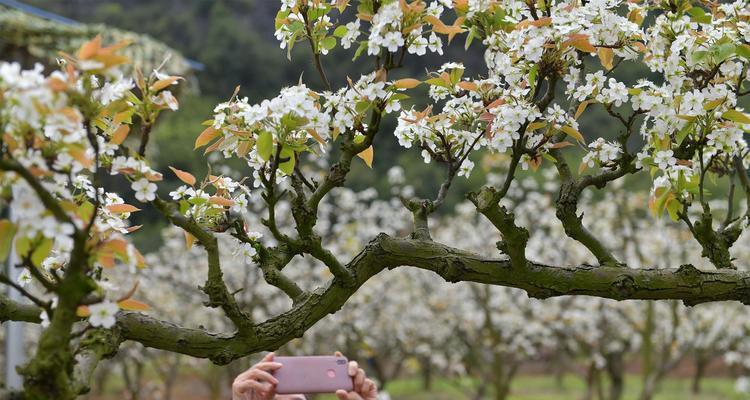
[334,352,378,400]
[232,352,283,400]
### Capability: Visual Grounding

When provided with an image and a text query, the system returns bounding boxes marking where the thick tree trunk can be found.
[18,272,95,399]
[639,374,658,400]
[692,357,706,394]
[493,380,511,400]
[583,362,596,400]
[606,353,625,400]
[490,354,518,400]
[420,357,433,391]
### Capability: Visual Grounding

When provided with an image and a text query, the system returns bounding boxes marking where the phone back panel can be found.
[273,356,354,394]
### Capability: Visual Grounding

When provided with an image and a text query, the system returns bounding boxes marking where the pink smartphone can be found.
[273,355,354,394]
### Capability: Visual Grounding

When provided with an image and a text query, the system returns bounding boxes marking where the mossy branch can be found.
[6,235,750,368]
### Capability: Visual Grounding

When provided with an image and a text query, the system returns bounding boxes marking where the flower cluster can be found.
[203,72,403,187]
[582,138,622,169]
[275,0,452,61]
[0,36,186,329]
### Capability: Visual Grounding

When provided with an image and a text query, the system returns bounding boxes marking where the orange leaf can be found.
[307,129,327,146]
[598,47,614,70]
[169,166,196,186]
[77,35,102,60]
[575,100,591,120]
[126,225,142,233]
[68,148,92,169]
[195,126,220,149]
[97,252,115,268]
[424,15,465,44]
[106,204,141,213]
[116,281,140,303]
[550,141,574,149]
[209,196,235,207]
[204,137,225,155]
[184,230,195,250]
[561,125,585,143]
[393,78,422,89]
[144,171,163,182]
[47,77,67,92]
[486,98,506,110]
[76,305,91,317]
[457,81,478,91]
[111,124,130,145]
[357,145,374,168]
[118,299,150,311]
[150,76,182,92]
[133,247,146,268]
[564,34,596,53]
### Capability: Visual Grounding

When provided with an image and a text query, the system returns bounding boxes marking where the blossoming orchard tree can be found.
[3,0,750,398]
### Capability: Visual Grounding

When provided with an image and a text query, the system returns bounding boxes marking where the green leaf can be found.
[275,9,291,30]
[0,220,16,262]
[257,131,273,161]
[78,201,95,222]
[321,36,337,51]
[676,122,693,145]
[714,42,736,62]
[528,64,538,91]
[355,101,371,114]
[279,147,296,175]
[654,189,672,218]
[307,5,330,21]
[737,44,750,60]
[353,41,368,61]
[31,238,53,267]
[691,50,709,64]
[287,29,302,61]
[425,77,449,87]
[333,25,349,38]
[179,200,190,215]
[687,7,711,24]
[449,67,465,85]
[627,88,643,96]
[722,109,750,124]
[15,236,31,259]
[666,197,681,221]
[464,26,476,50]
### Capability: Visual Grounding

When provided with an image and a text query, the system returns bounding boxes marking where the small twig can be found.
[0,272,50,309]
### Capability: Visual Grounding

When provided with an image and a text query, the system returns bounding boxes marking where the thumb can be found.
[335,390,350,400]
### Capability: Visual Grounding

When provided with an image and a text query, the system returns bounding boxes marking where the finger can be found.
[363,379,376,395]
[348,361,359,376]
[233,380,264,394]
[247,369,279,385]
[236,353,278,381]
[253,362,284,372]
[235,364,280,383]
[335,390,350,400]
[334,350,343,357]
[353,368,365,392]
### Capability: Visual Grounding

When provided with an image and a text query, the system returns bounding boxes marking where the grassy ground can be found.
[314,375,747,400]
[91,373,747,399]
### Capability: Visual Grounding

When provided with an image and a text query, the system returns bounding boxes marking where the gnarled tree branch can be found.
[4,234,749,367]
